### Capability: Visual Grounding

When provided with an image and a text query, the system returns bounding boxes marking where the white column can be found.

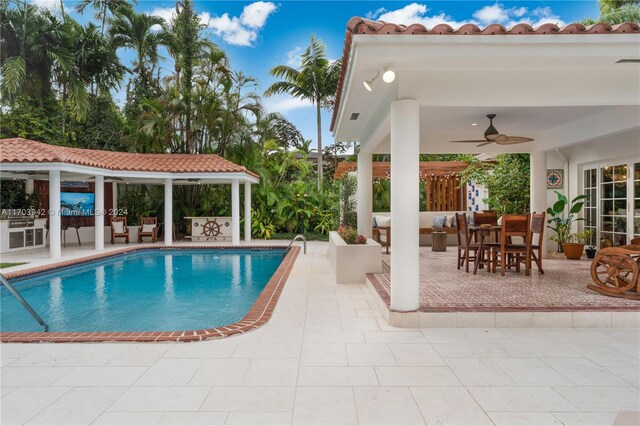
[244,183,252,242]
[49,170,61,258]
[530,151,548,255]
[94,175,104,250]
[164,179,173,245]
[390,99,420,312]
[25,178,34,194]
[232,179,240,245]
[112,182,118,211]
[357,152,373,237]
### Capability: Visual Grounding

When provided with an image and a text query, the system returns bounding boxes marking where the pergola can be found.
[0,138,259,258]
[331,18,640,312]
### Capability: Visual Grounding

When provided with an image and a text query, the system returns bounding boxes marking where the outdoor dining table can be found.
[469,225,501,274]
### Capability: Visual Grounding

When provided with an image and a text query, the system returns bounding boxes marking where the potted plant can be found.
[562,229,593,260]
[580,229,596,259]
[547,191,588,257]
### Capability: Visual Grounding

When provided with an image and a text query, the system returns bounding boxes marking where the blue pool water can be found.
[1,249,286,332]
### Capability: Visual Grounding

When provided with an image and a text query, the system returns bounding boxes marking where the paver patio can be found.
[371,248,640,311]
[1,242,639,425]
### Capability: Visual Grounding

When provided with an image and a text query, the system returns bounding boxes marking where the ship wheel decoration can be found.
[201,218,222,238]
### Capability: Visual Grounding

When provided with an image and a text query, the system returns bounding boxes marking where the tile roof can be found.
[0,138,259,178]
[330,17,640,132]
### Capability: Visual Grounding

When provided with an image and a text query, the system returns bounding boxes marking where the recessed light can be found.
[472,123,478,126]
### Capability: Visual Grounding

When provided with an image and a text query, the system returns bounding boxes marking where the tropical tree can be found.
[599,0,640,14]
[265,36,341,190]
[171,0,205,153]
[109,7,168,82]
[583,0,640,24]
[75,0,135,34]
[1,2,71,105]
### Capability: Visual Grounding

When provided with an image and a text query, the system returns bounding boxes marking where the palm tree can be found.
[1,2,72,104]
[75,0,135,35]
[265,36,341,190]
[599,0,640,13]
[109,7,169,82]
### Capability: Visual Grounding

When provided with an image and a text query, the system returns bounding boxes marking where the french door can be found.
[584,159,640,247]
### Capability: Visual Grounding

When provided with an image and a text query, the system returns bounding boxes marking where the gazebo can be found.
[0,138,259,258]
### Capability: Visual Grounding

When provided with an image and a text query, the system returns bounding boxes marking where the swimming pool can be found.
[1,247,296,341]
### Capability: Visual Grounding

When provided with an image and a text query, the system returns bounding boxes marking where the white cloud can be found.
[474,3,565,27]
[30,0,61,12]
[369,2,566,30]
[375,3,473,28]
[264,95,313,114]
[207,1,277,47]
[149,7,211,26]
[366,7,387,20]
[473,4,509,24]
[286,46,304,67]
[240,1,277,28]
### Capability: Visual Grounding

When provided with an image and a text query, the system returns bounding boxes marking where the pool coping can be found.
[1,245,300,343]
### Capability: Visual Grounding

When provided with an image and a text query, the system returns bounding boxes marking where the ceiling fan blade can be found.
[496,136,535,145]
[476,141,494,147]
[450,140,487,143]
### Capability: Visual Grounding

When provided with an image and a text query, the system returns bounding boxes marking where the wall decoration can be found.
[546,169,564,189]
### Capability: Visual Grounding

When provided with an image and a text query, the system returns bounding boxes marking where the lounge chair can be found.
[138,217,158,243]
[111,216,129,244]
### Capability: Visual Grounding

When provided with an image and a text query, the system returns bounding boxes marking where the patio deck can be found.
[1,241,639,425]
[369,248,640,312]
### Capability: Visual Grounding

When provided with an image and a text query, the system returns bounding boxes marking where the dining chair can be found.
[519,211,546,274]
[455,213,480,273]
[490,214,531,276]
[473,212,498,226]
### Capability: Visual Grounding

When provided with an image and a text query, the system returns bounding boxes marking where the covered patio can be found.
[0,138,259,259]
[331,18,640,313]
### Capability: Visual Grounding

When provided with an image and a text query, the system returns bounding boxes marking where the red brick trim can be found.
[1,245,299,343]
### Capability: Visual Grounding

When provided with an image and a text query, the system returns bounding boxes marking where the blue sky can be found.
[36,1,601,148]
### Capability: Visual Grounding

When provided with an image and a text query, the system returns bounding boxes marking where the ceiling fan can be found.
[450,114,534,147]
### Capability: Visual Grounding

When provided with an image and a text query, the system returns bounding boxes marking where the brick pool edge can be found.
[1,245,300,343]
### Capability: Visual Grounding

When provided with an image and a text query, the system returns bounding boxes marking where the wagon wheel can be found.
[590,252,639,293]
[201,219,222,237]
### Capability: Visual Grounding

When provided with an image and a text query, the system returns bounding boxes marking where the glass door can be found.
[634,162,640,239]
[600,163,628,246]
[583,168,597,246]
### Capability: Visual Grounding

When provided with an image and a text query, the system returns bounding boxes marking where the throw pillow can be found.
[432,216,446,228]
[376,216,391,227]
[444,215,454,227]
[467,214,475,226]
[372,216,377,228]
[112,222,124,233]
[142,224,155,233]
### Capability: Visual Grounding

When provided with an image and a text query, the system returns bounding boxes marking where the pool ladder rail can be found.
[288,234,307,255]
[0,272,49,332]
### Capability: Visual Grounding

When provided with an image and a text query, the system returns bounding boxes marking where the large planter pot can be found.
[329,231,382,284]
[562,242,584,260]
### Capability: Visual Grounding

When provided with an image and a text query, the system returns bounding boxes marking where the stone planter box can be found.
[329,231,382,284]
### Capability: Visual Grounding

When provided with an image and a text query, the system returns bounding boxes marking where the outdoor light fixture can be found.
[382,68,396,83]
[363,73,377,92]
